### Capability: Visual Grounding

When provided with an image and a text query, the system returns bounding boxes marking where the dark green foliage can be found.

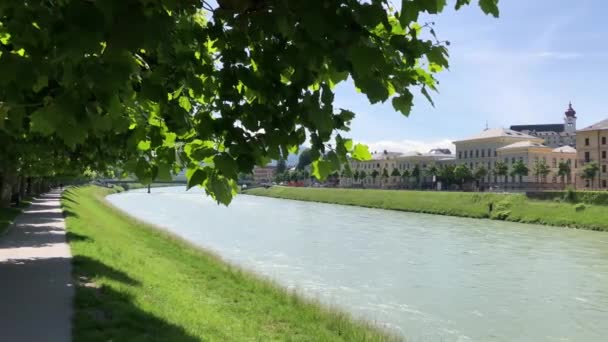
[0,0,499,204]
[527,190,608,206]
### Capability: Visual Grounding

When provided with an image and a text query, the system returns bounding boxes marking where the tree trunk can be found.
[19,176,26,199]
[0,169,17,208]
[26,177,32,195]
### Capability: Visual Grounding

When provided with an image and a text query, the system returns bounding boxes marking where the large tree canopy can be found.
[0,0,499,204]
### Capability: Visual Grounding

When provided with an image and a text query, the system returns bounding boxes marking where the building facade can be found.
[495,142,577,185]
[453,127,577,187]
[252,166,276,184]
[510,103,577,147]
[344,149,454,188]
[576,118,608,189]
[453,128,543,183]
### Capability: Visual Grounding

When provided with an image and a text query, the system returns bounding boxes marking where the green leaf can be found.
[178,96,192,112]
[32,75,48,93]
[349,45,383,76]
[479,0,499,17]
[169,85,185,100]
[352,144,372,161]
[400,1,420,27]
[326,151,341,170]
[308,107,333,137]
[0,104,9,129]
[30,107,55,135]
[135,159,153,185]
[343,138,354,152]
[455,0,472,10]
[163,132,177,148]
[413,0,446,15]
[427,46,449,68]
[421,86,435,107]
[157,163,173,181]
[288,145,299,155]
[311,159,332,181]
[214,153,238,179]
[186,168,207,190]
[392,91,414,116]
[137,140,151,151]
[206,174,236,206]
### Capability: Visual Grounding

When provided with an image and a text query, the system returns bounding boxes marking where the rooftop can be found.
[552,145,577,153]
[370,151,403,160]
[510,124,565,133]
[578,118,608,132]
[454,127,539,143]
[497,140,550,151]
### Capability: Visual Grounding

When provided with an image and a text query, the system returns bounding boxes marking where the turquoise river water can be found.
[107,187,608,342]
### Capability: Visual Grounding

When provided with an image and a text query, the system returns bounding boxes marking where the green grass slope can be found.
[62,186,395,341]
[245,187,608,231]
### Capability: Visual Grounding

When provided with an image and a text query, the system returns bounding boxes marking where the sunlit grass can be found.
[245,187,608,231]
[62,186,397,341]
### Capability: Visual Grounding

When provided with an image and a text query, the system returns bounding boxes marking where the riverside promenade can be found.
[0,189,72,342]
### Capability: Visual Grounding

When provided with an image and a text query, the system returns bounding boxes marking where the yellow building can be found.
[454,127,577,189]
[575,118,608,189]
[496,142,577,186]
[453,128,543,183]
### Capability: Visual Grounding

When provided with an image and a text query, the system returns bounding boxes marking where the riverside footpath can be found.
[0,189,73,342]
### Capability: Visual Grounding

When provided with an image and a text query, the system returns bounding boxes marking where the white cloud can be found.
[536,51,583,60]
[359,138,456,154]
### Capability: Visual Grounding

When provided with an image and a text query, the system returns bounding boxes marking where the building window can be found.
[603,137,606,145]
[494,150,497,157]
[585,138,590,146]
[603,151,607,159]
[552,158,557,168]
[603,165,607,173]
[475,150,479,158]
[585,152,590,162]
[458,151,462,159]
[464,151,468,158]
[481,150,485,158]
[604,180,607,188]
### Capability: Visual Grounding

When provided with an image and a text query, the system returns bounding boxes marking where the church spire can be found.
[565,102,577,118]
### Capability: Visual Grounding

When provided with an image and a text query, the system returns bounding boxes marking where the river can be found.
[107,186,608,342]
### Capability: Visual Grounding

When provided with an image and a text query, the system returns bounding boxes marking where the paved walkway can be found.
[0,189,73,342]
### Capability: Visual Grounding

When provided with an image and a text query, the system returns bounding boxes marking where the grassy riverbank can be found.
[61,186,394,341]
[245,187,608,231]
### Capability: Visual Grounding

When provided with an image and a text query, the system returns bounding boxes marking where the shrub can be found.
[564,188,576,203]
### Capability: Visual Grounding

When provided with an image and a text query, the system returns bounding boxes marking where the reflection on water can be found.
[108,187,608,341]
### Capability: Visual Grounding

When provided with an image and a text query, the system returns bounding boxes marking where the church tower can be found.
[564,102,577,134]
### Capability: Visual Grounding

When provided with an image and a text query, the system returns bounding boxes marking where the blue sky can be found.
[337,0,608,153]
